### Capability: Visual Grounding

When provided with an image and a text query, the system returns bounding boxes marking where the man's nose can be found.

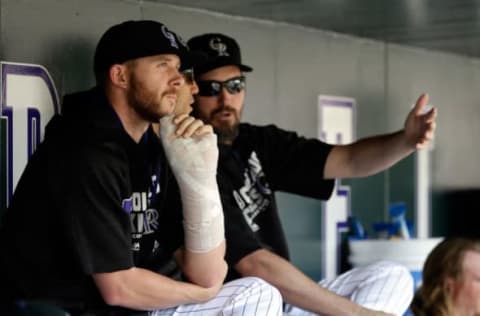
[171,68,184,88]
[218,86,234,101]
[191,81,199,95]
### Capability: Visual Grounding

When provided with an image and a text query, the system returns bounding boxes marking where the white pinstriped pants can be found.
[151,277,283,316]
[284,261,414,316]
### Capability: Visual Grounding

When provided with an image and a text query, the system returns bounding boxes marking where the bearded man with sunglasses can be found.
[188,33,438,316]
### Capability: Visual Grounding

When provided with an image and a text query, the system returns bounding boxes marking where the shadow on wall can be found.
[432,189,480,238]
[40,35,96,97]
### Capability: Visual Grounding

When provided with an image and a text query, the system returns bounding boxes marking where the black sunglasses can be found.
[181,68,195,84]
[197,76,246,97]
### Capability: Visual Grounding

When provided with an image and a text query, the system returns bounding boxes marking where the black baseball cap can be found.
[94,20,202,82]
[187,33,253,76]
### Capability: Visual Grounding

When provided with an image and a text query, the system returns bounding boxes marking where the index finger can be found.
[412,93,429,115]
[194,124,214,137]
[173,113,190,125]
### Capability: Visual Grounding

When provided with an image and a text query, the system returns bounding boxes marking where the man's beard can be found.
[193,104,240,144]
[214,123,239,145]
[127,74,171,122]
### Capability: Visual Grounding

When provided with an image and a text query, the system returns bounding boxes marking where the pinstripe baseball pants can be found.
[284,261,414,316]
[151,277,283,316]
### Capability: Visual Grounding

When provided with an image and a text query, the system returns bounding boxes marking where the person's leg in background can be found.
[285,261,413,316]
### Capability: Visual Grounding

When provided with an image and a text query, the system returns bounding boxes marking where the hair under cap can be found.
[94,20,197,81]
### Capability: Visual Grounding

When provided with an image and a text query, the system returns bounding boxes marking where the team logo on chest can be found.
[129,174,161,251]
[233,151,271,232]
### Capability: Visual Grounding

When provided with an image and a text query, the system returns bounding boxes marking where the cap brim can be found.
[239,64,253,72]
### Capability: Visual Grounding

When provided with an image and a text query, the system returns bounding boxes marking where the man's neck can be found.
[118,110,150,143]
[107,90,149,143]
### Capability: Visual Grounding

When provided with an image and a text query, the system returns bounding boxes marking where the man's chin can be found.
[145,110,173,123]
[214,123,239,144]
[212,121,232,133]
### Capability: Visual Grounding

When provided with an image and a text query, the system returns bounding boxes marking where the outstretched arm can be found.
[235,249,392,316]
[324,94,437,179]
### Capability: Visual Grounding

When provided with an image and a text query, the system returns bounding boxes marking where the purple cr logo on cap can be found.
[209,37,230,57]
[161,25,179,49]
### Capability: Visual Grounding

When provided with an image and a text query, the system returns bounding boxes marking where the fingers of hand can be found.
[424,129,435,141]
[416,128,435,148]
[423,106,437,123]
[412,108,436,141]
[413,93,429,115]
[173,116,201,137]
[421,118,436,137]
[173,113,189,124]
[194,124,214,137]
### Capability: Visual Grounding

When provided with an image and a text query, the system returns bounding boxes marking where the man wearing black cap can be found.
[0,21,282,315]
[188,33,438,316]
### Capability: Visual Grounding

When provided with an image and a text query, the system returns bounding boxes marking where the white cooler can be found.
[349,238,443,291]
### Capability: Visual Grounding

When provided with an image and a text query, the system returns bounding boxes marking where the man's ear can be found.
[109,64,128,89]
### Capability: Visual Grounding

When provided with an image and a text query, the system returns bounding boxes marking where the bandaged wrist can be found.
[159,116,225,253]
[184,210,224,253]
[176,170,225,253]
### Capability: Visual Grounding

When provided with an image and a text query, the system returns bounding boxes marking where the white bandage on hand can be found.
[159,115,224,253]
